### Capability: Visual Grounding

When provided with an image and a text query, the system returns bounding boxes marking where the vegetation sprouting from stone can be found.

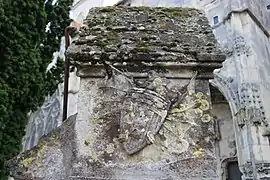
[0,0,73,178]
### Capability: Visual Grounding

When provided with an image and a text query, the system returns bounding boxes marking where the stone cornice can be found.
[75,62,221,79]
[223,8,270,38]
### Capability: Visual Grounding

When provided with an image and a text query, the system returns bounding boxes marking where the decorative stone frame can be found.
[221,156,241,180]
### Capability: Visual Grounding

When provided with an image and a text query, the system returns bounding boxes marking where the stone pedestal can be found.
[67,7,224,179]
[7,7,225,180]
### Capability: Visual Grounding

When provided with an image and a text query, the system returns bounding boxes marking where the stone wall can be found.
[19,0,270,179]
[9,74,220,180]
[124,0,270,31]
[69,6,224,179]
[128,0,198,7]
[212,102,237,179]
[22,0,119,152]
[70,0,119,23]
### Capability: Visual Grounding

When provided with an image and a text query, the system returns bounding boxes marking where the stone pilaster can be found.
[210,11,270,180]
[211,70,270,180]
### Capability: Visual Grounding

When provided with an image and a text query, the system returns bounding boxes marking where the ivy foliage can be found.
[0,0,73,178]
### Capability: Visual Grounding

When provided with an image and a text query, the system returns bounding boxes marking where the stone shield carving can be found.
[120,87,171,155]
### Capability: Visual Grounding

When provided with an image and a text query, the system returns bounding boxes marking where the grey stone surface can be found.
[210,11,270,180]
[122,0,270,31]
[7,114,77,180]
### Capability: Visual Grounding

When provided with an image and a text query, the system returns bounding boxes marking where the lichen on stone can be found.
[6,119,64,178]
[67,6,225,66]
[21,157,35,168]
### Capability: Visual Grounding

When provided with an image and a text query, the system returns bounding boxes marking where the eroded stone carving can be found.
[120,87,171,154]
[90,68,213,156]
[236,83,267,127]
[222,31,252,57]
[241,162,270,179]
[7,6,224,179]
[212,67,268,129]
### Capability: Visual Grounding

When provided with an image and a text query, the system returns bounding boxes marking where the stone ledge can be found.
[75,63,221,79]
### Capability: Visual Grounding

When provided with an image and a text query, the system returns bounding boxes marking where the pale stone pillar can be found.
[67,6,226,179]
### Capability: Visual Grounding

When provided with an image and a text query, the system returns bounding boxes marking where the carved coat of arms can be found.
[97,68,209,156]
[120,87,171,155]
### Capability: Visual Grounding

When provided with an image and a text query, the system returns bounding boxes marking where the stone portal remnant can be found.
[7,7,225,180]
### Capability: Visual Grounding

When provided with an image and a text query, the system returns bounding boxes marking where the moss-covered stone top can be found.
[67,6,225,64]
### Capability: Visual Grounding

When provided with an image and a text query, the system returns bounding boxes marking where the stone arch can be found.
[209,83,242,180]
[220,157,242,180]
[210,71,270,179]
[210,71,239,116]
